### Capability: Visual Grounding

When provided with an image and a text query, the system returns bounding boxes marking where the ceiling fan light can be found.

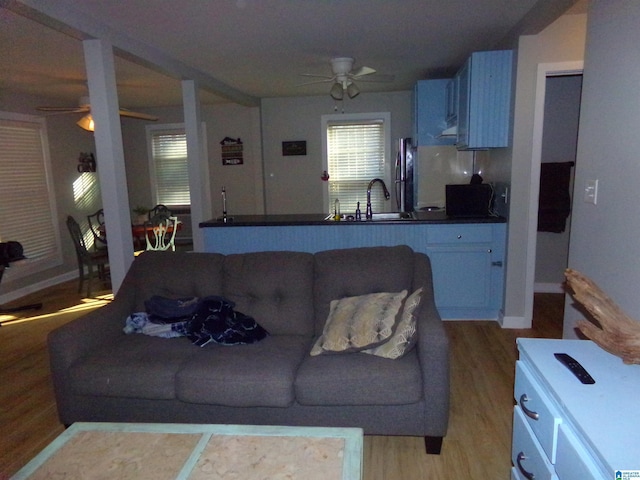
[330,82,343,100]
[77,114,95,132]
[347,82,360,99]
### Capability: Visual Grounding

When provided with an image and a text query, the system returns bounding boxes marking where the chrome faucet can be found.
[366,178,390,220]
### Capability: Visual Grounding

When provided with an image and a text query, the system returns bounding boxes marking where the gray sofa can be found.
[48,245,450,453]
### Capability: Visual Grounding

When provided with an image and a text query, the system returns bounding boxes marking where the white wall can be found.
[261,92,413,214]
[501,12,587,328]
[564,0,640,338]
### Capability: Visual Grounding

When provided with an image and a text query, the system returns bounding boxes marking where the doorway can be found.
[534,74,583,293]
[523,61,583,331]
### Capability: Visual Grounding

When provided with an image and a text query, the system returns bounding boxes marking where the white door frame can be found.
[524,61,584,324]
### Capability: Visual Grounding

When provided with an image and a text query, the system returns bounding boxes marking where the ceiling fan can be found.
[37,96,158,131]
[299,57,394,100]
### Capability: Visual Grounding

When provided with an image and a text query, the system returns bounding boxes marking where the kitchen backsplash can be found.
[415,146,491,209]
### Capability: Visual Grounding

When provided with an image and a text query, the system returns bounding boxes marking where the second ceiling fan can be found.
[37,95,158,131]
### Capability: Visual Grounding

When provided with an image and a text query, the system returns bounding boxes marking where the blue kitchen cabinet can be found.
[413,79,456,146]
[456,50,513,150]
[202,221,506,320]
[425,223,506,319]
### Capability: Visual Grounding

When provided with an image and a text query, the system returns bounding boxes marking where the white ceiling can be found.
[0,0,587,109]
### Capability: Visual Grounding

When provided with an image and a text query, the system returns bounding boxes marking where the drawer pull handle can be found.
[516,452,535,479]
[519,394,539,420]
[457,235,462,239]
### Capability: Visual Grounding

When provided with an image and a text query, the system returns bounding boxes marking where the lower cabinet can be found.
[425,223,505,319]
[512,338,640,480]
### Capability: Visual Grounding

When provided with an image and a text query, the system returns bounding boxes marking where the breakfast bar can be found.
[200,212,507,320]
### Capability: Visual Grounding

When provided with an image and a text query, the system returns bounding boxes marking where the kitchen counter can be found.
[200,211,506,227]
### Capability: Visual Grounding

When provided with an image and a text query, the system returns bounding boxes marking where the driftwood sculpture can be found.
[565,268,640,364]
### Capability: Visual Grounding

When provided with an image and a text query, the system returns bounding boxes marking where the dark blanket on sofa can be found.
[130,295,269,347]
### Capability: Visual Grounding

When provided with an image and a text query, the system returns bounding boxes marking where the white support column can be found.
[83,39,134,292]
[182,80,211,252]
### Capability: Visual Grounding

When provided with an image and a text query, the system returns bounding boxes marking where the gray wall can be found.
[564,0,640,338]
[500,12,587,327]
[261,92,413,214]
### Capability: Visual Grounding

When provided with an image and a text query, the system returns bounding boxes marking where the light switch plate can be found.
[584,179,598,204]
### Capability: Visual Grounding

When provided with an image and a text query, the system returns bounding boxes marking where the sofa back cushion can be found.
[313,245,416,336]
[223,251,315,336]
[125,251,225,312]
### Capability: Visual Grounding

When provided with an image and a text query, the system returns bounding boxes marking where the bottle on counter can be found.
[333,198,341,221]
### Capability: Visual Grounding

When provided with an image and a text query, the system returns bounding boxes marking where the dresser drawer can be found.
[555,424,604,480]
[427,224,494,244]
[512,406,559,480]
[514,361,562,462]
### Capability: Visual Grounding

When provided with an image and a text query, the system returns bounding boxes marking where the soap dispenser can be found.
[333,199,341,221]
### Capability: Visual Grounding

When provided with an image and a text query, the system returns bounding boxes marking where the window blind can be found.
[150,129,190,206]
[327,120,387,215]
[0,116,60,271]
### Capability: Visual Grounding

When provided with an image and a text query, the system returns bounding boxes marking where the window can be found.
[322,113,391,215]
[147,124,190,207]
[0,112,62,277]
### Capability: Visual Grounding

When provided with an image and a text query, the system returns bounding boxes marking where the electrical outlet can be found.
[584,179,598,205]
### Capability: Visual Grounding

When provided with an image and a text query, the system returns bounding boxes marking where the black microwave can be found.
[445,184,493,218]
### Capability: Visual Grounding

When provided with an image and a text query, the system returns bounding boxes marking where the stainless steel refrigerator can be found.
[394,137,416,212]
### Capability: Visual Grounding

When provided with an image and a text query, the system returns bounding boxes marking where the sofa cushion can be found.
[176,335,312,407]
[362,287,423,359]
[128,252,226,312]
[313,245,415,336]
[68,335,196,400]
[223,251,315,336]
[309,290,407,355]
[295,348,423,406]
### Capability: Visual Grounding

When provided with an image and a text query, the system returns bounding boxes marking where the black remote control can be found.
[554,353,595,384]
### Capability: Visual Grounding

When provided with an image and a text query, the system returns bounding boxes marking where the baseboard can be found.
[501,315,531,329]
[0,270,77,304]
[534,282,564,294]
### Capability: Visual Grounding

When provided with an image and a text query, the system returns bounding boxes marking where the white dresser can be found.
[512,338,640,480]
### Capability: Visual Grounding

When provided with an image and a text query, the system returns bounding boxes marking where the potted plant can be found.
[133,206,149,225]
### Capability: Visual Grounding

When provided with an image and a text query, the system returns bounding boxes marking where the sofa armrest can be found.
[48,295,134,371]
[412,253,450,437]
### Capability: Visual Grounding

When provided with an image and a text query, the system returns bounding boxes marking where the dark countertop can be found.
[200,211,506,227]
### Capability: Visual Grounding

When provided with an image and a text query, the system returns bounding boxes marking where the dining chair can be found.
[87,208,108,251]
[144,215,180,251]
[148,204,172,221]
[66,215,110,297]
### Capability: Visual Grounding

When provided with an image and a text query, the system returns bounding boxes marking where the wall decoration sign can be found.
[77,152,96,172]
[282,141,307,156]
[220,137,243,165]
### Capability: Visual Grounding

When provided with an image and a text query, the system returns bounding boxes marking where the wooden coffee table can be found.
[11,422,363,479]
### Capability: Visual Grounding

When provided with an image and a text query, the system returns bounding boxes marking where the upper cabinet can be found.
[413,79,456,147]
[414,50,513,150]
[457,50,513,150]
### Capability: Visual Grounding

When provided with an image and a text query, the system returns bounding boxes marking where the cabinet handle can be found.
[457,235,462,239]
[516,452,535,480]
[492,261,503,267]
[519,394,539,420]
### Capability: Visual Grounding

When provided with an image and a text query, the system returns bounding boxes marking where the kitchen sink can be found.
[324,212,415,222]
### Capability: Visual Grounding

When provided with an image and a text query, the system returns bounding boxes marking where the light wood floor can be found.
[0,281,563,479]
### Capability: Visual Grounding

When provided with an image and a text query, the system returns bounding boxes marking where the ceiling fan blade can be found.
[299,73,335,80]
[118,109,158,121]
[355,74,395,83]
[36,106,89,113]
[296,78,335,87]
[351,66,376,77]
